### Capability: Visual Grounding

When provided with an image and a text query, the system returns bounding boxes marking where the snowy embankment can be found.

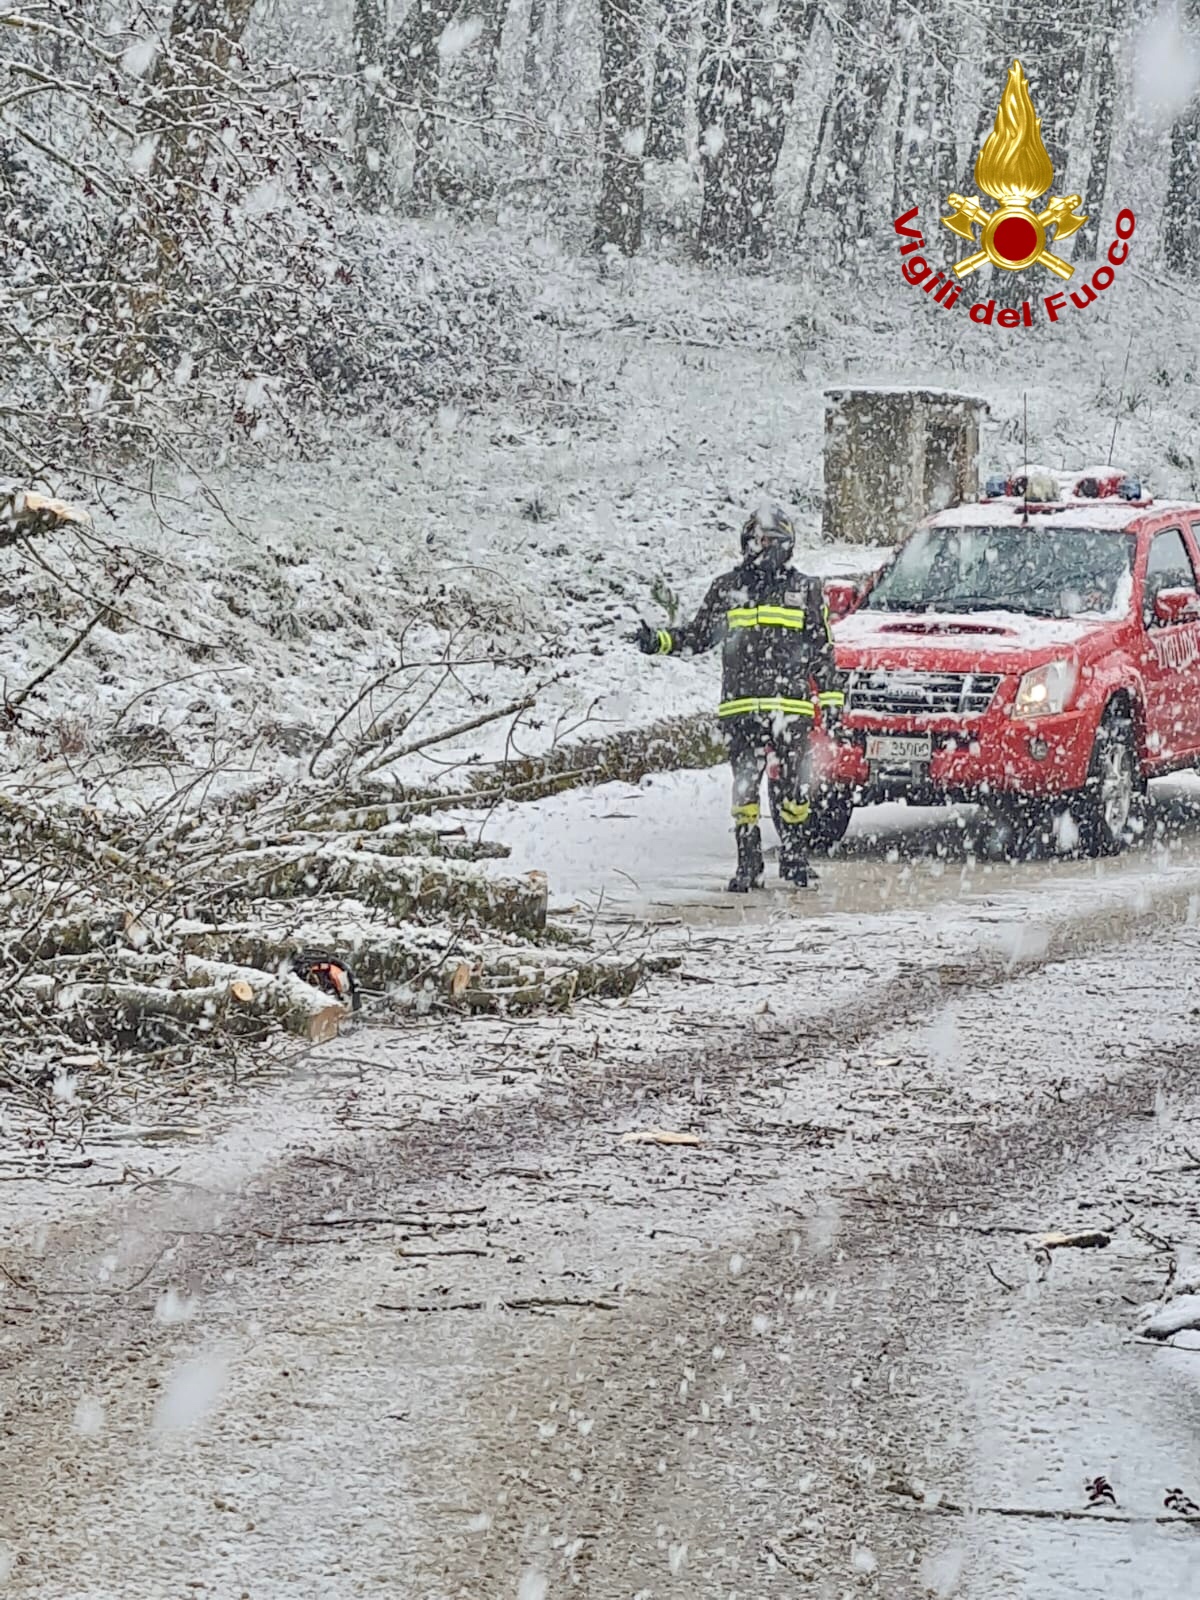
[6,226,1197,816]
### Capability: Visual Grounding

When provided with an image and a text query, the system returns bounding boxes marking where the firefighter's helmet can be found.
[741,503,796,567]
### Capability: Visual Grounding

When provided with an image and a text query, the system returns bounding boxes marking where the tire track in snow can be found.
[2,918,1200,1594]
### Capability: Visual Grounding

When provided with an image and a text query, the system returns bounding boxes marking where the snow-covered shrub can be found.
[0,6,539,480]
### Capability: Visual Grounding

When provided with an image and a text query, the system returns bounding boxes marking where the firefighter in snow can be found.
[635,504,846,892]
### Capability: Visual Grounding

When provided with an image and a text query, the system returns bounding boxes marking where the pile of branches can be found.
[0,785,674,1120]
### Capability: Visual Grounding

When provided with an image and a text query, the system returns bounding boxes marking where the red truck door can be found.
[1138,525,1200,763]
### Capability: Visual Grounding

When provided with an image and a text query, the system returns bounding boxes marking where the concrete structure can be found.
[822,388,988,546]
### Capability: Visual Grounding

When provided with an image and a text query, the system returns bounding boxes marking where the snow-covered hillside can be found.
[4,243,1197,810]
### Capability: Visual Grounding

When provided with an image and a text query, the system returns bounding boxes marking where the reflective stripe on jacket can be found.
[654,563,846,714]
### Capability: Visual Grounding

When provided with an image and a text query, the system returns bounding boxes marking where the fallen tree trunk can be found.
[3,909,133,963]
[314,712,723,820]
[178,910,676,1009]
[0,793,174,893]
[16,947,173,985]
[468,712,724,798]
[216,826,510,862]
[200,847,548,936]
[19,973,246,1046]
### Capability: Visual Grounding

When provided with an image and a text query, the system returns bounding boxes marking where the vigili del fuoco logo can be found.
[892,59,1134,327]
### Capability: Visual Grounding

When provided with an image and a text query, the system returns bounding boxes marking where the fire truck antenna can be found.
[1107,332,1134,467]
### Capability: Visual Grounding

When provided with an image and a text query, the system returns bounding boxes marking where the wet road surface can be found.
[4,789,1200,1597]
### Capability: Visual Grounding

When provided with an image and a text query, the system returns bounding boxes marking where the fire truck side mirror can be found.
[825,578,863,619]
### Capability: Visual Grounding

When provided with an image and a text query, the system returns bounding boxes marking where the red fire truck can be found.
[808,468,1200,856]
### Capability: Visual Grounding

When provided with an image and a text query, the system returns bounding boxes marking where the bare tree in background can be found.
[894,5,956,215]
[391,0,459,207]
[354,0,393,208]
[698,0,816,260]
[818,0,898,266]
[1077,0,1116,259]
[740,0,817,257]
[0,0,361,473]
[696,0,741,257]
[1039,9,1086,184]
[1164,0,1200,277]
[90,0,263,312]
[1165,106,1200,277]
[473,0,514,127]
[525,0,549,90]
[595,0,647,255]
[110,0,261,383]
[647,0,691,160]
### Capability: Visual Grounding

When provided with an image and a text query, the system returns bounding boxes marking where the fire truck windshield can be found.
[865,524,1136,620]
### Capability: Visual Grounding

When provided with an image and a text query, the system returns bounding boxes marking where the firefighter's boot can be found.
[727,825,764,893]
[779,838,819,890]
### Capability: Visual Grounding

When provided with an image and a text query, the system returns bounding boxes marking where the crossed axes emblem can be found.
[942,192,1088,280]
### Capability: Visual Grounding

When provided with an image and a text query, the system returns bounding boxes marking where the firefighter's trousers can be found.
[723,711,813,860]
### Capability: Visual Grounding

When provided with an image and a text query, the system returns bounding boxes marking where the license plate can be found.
[866,733,932,764]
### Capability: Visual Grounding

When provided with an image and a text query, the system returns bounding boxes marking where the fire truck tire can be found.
[1076,702,1140,857]
[978,801,1036,862]
[769,782,854,853]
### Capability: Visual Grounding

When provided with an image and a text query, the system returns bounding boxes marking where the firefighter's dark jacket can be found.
[651,562,847,719]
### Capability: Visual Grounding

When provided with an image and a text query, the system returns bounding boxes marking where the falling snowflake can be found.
[153,1355,228,1435]
[73,1396,106,1438]
[517,1569,547,1600]
[439,17,485,58]
[121,36,158,78]
[154,1287,197,1326]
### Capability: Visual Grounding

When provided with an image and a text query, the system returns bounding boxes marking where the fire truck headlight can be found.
[1013,660,1077,719]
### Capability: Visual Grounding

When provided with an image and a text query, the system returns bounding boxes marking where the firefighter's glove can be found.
[633,620,659,655]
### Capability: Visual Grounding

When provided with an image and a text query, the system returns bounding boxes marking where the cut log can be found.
[19,973,242,1045]
[177,907,676,1010]
[293,800,417,833]
[19,960,346,1046]
[620,1128,703,1147]
[0,792,173,892]
[0,486,91,543]
[17,948,175,985]
[182,956,347,1042]
[3,909,131,963]
[1038,1230,1111,1252]
[202,847,548,936]
[461,970,579,1014]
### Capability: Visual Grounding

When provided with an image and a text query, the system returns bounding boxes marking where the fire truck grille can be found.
[847,670,1003,718]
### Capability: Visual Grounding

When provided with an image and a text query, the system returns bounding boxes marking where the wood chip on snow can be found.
[1038,1230,1111,1251]
[449,961,472,998]
[619,1128,703,1147]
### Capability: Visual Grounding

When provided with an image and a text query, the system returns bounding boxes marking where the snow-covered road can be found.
[5,789,1200,1597]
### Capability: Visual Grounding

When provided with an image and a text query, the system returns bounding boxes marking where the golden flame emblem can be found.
[942,60,1087,279]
